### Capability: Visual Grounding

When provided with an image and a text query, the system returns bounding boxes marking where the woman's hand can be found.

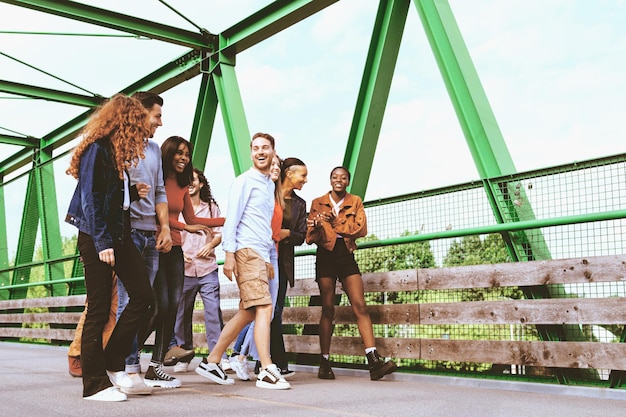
[196,243,213,258]
[185,224,210,234]
[98,248,115,266]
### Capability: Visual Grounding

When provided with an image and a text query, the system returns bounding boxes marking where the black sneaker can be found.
[144,363,182,388]
[318,357,335,380]
[280,368,296,379]
[195,358,235,385]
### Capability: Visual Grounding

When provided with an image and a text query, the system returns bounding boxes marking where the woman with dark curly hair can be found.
[142,136,225,388]
[66,94,156,401]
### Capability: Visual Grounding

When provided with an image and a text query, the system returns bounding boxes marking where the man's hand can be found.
[98,248,115,266]
[266,262,275,280]
[156,227,172,253]
[223,252,236,281]
[136,182,151,199]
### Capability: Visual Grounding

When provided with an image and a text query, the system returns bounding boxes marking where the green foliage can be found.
[355,231,436,273]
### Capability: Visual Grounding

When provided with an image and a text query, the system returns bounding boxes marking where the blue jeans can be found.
[148,246,185,363]
[117,229,159,368]
[171,269,225,360]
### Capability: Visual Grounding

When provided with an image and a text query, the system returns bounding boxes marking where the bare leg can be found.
[317,277,337,354]
[207,308,255,364]
[342,274,375,348]
[252,304,273,369]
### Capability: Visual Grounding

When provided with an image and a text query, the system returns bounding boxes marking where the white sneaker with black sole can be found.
[144,363,182,388]
[196,358,235,385]
[256,364,291,390]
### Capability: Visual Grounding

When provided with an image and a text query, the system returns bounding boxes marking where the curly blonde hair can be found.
[66,94,150,179]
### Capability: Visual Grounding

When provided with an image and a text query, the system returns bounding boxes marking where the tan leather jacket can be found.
[305,192,367,253]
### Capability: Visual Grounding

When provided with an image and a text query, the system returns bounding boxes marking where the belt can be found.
[131,228,155,236]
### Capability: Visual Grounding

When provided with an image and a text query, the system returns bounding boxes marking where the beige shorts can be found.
[235,248,272,310]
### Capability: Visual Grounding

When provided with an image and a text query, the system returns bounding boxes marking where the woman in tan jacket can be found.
[306,166,396,381]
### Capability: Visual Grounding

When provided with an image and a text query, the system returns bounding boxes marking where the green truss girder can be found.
[2,0,211,48]
[221,0,338,54]
[189,73,219,170]
[0,133,38,147]
[0,176,8,300]
[0,80,104,107]
[34,150,65,297]
[415,0,591,383]
[212,61,252,176]
[343,0,410,198]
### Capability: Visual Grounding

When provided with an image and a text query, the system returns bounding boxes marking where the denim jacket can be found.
[65,138,127,253]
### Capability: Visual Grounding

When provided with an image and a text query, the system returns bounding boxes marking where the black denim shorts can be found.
[315,238,361,281]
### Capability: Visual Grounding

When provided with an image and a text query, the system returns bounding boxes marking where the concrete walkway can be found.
[2,342,626,417]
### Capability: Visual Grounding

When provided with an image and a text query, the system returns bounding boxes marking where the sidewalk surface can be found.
[2,342,626,417]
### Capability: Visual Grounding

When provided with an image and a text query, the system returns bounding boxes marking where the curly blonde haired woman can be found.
[66,94,156,401]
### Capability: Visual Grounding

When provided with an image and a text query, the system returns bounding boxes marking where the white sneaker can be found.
[220,357,232,372]
[173,361,189,373]
[257,364,291,390]
[229,355,251,381]
[121,372,153,395]
[125,364,141,374]
[195,358,235,385]
[84,386,127,402]
[106,370,133,388]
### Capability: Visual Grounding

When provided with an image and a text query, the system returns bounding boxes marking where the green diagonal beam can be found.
[0,133,38,147]
[414,0,515,179]
[0,49,203,177]
[189,73,219,170]
[220,0,339,54]
[342,0,410,198]
[212,61,251,176]
[1,0,210,48]
[0,80,104,107]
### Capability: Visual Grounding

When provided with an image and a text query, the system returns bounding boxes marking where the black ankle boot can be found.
[367,350,397,381]
[318,356,335,380]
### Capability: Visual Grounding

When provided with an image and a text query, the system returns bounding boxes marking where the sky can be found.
[1,0,626,253]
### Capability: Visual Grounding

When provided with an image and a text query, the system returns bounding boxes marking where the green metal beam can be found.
[0,174,8,300]
[0,49,203,178]
[0,133,38,147]
[1,0,211,48]
[220,0,339,55]
[212,60,251,176]
[10,171,38,299]
[34,151,65,296]
[343,0,410,198]
[189,73,219,171]
[0,80,104,107]
[414,0,515,179]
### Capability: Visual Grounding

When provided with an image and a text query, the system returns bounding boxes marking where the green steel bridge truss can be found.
[0,0,616,385]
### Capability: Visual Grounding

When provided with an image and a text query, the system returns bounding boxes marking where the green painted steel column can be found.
[343,0,410,198]
[189,73,219,170]
[212,49,252,176]
[0,174,9,300]
[34,150,65,297]
[11,171,38,300]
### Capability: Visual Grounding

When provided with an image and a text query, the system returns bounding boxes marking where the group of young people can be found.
[65,92,395,402]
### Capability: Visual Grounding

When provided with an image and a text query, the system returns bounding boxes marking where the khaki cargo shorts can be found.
[235,248,272,310]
